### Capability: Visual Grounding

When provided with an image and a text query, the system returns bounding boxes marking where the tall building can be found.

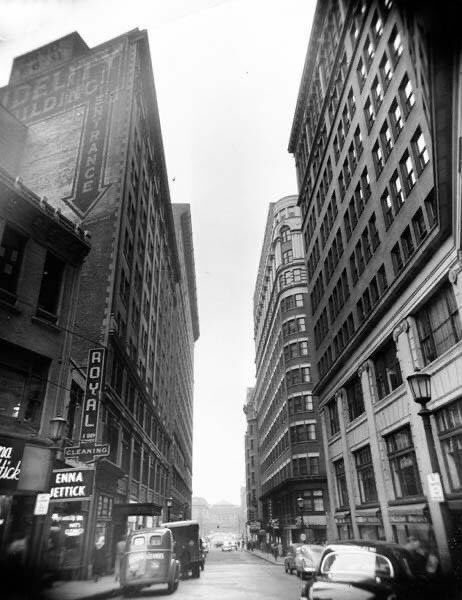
[243,387,262,540]
[0,29,199,576]
[289,0,461,572]
[252,195,328,549]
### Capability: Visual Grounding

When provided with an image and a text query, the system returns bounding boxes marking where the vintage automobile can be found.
[162,520,203,578]
[295,544,324,579]
[284,543,303,574]
[119,527,180,596]
[300,540,439,600]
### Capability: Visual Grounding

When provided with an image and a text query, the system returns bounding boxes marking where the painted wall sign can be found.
[1,45,123,217]
[0,437,25,493]
[49,467,94,501]
[80,347,106,444]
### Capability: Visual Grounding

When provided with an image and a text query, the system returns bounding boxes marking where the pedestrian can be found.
[272,542,278,561]
[93,537,106,582]
[6,532,27,567]
[114,534,126,582]
[277,541,283,558]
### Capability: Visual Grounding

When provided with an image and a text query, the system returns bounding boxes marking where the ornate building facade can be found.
[289,0,461,573]
[251,195,328,549]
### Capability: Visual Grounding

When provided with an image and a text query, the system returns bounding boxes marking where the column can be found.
[358,360,393,540]
[393,319,451,572]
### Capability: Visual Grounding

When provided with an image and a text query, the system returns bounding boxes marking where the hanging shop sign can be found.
[49,467,94,501]
[34,493,51,515]
[0,437,25,493]
[80,347,106,444]
[427,473,445,502]
[64,443,110,460]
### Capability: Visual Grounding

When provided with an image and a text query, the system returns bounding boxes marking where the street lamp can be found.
[407,371,439,471]
[166,497,173,522]
[297,497,305,542]
[49,416,67,457]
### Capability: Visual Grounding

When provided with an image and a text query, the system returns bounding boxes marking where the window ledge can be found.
[0,296,21,315]
[388,496,426,507]
[31,315,61,333]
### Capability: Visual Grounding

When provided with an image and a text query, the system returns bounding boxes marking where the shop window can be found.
[373,339,402,400]
[354,445,378,503]
[385,426,422,498]
[0,225,27,302]
[415,283,462,365]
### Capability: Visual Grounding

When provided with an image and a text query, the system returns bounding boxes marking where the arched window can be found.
[280,227,291,243]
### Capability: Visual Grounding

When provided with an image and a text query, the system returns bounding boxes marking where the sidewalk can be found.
[43,575,120,600]
[247,548,285,566]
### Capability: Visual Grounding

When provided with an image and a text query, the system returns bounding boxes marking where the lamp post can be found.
[407,371,452,572]
[49,416,68,459]
[166,497,173,522]
[407,372,440,474]
[297,497,306,543]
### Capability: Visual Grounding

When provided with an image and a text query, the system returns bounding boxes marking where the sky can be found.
[0,0,315,505]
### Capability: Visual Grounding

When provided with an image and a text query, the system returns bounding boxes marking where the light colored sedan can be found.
[295,544,324,579]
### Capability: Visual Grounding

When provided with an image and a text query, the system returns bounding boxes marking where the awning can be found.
[355,507,381,525]
[387,502,429,524]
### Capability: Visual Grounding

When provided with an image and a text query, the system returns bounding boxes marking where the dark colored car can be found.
[300,540,437,600]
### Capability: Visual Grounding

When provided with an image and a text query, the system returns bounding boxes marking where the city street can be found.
[112,549,302,600]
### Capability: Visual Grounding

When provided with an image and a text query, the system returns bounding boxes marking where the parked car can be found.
[300,540,440,600]
[295,544,324,579]
[284,543,303,574]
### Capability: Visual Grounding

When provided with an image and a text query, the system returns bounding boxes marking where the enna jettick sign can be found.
[49,467,94,502]
[0,438,25,493]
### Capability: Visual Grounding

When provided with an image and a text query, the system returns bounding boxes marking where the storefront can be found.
[334,510,352,540]
[387,502,432,545]
[355,508,384,541]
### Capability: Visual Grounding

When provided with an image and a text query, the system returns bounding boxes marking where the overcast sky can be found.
[0,0,315,505]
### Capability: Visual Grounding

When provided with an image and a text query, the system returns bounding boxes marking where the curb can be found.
[246,550,283,566]
[44,585,120,600]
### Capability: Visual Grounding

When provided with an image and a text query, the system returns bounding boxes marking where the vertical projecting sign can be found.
[80,347,106,444]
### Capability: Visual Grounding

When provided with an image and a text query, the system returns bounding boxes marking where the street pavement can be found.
[41,547,303,600]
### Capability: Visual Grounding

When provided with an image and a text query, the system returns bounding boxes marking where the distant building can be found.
[289,0,461,573]
[243,387,262,538]
[251,195,328,548]
[0,29,199,577]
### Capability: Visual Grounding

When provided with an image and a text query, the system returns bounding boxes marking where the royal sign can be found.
[80,347,106,444]
[0,438,25,493]
[50,467,94,502]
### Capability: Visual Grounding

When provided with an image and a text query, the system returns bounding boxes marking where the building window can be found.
[364,97,375,131]
[303,489,325,512]
[355,445,378,504]
[354,126,363,157]
[327,398,340,435]
[346,375,365,421]
[379,53,393,90]
[400,74,416,116]
[364,35,375,68]
[377,264,388,294]
[372,141,384,177]
[412,208,428,243]
[381,188,393,229]
[334,459,349,507]
[37,252,65,322]
[0,225,27,301]
[412,127,430,173]
[401,226,415,261]
[390,171,404,212]
[282,249,293,264]
[391,242,403,275]
[372,77,384,111]
[415,284,462,365]
[380,121,393,160]
[371,10,384,42]
[374,339,402,400]
[290,422,316,443]
[389,100,403,139]
[436,399,462,491]
[385,426,422,498]
[357,57,367,90]
[389,26,403,65]
[281,227,291,242]
[400,151,416,195]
